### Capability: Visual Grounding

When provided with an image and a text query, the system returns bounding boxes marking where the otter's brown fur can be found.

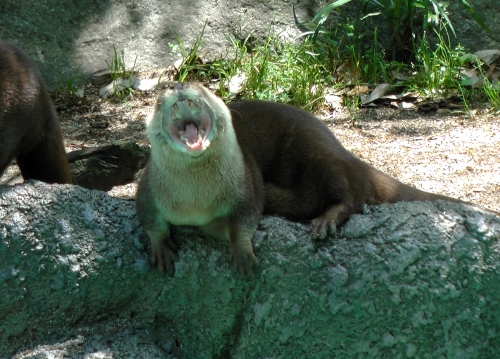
[136,82,498,274]
[0,41,72,184]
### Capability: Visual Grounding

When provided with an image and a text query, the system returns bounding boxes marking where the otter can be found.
[0,41,72,184]
[136,82,498,274]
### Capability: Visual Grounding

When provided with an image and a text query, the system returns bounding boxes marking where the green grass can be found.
[173,28,334,111]
[411,30,464,97]
[105,45,138,99]
[54,64,85,98]
[57,3,494,114]
[171,21,500,113]
[51,1,498,113]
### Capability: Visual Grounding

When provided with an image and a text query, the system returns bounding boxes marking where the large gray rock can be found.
[0,0,311,88]
[449,1,500,52]
[1,182,500,358]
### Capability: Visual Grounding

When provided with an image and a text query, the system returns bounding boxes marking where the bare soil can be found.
[3,81,500,214]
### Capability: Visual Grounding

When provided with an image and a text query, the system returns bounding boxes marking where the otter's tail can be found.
[367,166,469,206]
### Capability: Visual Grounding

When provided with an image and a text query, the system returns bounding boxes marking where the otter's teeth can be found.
[179,130,188,143]
[198,125,205,137]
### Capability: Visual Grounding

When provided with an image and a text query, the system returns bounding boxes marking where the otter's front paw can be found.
[230,246,259,276]
[151,238,179,274]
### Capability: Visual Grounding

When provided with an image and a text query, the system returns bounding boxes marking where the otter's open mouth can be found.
[164,98,212,152]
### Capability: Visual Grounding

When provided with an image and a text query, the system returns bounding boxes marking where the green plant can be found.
[304,0,487,63]
[344,91,361,123]
[482,79,500,111]
[165,7,493,113]
[54,64,85,97]
[411,28,465,99]
[172,21,207,82]
[170,24,332,110]
[106,46,127,80]
[237,35,330,110]
[105,46,138,99]
[359,26,388,84]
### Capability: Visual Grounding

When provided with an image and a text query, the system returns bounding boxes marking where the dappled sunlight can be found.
[333,111,500,213]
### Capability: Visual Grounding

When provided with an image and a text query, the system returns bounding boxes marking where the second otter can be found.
[0,41,72,184]
[136,82,498,274]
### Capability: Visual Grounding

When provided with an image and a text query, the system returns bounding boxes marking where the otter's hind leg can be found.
[0,135,19,177]
[16,110,72,184]
[310,203,351,239]
[264,183,317,219]
[265,183,355,239]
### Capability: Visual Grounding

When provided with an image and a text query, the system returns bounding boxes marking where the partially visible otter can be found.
[136,82,498,274]
[0,41,72,184]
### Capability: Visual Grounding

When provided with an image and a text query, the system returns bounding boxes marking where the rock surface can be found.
[0,0,310,88]
[68,141,149,192]
[1,182,500,358]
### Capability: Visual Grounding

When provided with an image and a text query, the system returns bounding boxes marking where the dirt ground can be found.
[2,80,500,214]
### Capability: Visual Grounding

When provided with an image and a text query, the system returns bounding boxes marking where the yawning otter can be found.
[136,82,498,274]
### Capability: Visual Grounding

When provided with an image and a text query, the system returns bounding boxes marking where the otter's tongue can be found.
[184,124,202,150]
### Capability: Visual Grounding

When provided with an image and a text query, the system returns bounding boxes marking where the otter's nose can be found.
[170,82,186,91]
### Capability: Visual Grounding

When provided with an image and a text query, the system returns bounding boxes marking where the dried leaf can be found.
[381,94,398,100]
[398,93,420,102]
[473,49,500,65]
[90,69,113,85]
[460,68,479,78]
[360,83,391,105]
[347,85,370,96]
[99,75,137,98]
[486,64,497,80]
[492,69,500,81]
[228,73,247,95]
[133,78,161,91]
[397,102,415,109]
[324,93,343,109]
[393,72,410,81]
[336,59,361,85]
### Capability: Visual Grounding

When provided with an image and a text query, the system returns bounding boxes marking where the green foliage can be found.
[305,0,488,62]
[169,5,498,113]
[172,21,207,82]
[237,34,330,110]
[106,46,128,80]
[412,29,464,96]
[482,79,500,111]
[105,46,138,99]
[54,64,85,97]
[460,54,500,111]
[171,26,333,111]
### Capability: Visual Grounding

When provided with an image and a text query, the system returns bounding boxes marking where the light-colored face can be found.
[147,83,230,157]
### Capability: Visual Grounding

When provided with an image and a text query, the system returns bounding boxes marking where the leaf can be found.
[397,102,415,109]
[336,59,361,85]
[460,53,476,64]
[460,75,481,87]
[324,93,343,110]
[360,83,391,105]
[473,50,500,65]
[393,72,410,81]
[429,0,456,37]
[361,12,381,20]
[311,0,353,24]
[228,73,247,95]
[458,0,490,31]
